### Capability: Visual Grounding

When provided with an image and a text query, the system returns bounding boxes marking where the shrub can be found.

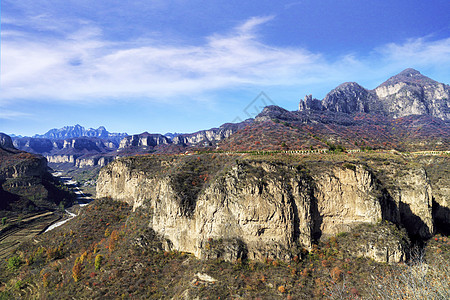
[72,262,82,282]
[94,254,103,270]
[42,272,50,287]
[7,256,23,272]
[109,230,119,253]
[365,251,450,299]
[1,217,6,226]
[330,266,343,282]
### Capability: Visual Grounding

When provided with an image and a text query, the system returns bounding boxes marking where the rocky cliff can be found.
[119,133,170,149]
[97,153,449,263]
[0,134,73,212]
[299,69,450,121]
[172,121,252,146]
[0,133,15,150]
[13,136,119,168]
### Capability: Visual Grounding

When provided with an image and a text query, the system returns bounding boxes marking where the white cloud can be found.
[1,15,450,105]
[0,16,326,102]
[377,37,450,65]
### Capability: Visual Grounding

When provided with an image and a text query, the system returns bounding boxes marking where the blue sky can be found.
[1,0,450,136]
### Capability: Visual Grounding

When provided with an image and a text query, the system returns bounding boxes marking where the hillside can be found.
[0,152,449,299]
[0,133,74,216]
[218,106,450,152]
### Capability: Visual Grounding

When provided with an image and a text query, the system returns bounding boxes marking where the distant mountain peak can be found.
[398,68,421,76]
[33,125,128,141]
[379,68,436,87]
[298,68,450,120]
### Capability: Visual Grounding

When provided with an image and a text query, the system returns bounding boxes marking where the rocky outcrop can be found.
[337,222,410,264]
[46,155,79,164]
[119,133,170,149]
[375,69,450,119]
[0,133,15,149]
[172,121,252,146]
[298,95,323,111]
[0,154,47,180]
[322,82,382,114]
[75,155,115,168]
[97,154,448,263]
[298,69,450,121]
[311,165,384,238]
[0,135,65,212]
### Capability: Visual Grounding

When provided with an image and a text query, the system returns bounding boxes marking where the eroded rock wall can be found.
[96,155,447,263]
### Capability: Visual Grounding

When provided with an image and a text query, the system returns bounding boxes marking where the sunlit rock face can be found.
[97,155,448,263]
[299,68,450,121]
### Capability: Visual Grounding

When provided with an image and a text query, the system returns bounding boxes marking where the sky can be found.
[1,0,450,136]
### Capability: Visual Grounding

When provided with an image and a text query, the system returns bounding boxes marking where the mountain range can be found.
[7,68,450,168]
[32,124,128,143]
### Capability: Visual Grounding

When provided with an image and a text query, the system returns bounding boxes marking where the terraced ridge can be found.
[0,211,60,260]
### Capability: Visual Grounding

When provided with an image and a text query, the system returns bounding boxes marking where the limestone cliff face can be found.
[97,155,445,263]
[311,165,383,238]
[172,121,252,146]
[97,159,315,261]
[0,155,47,180]
[119,133,170,149]
[46,155,78,164]
[374,69,450,120]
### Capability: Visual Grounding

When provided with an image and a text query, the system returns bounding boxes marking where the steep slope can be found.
[0,134,73,214]
[375,68,450,119]
[0,133,15,150]
[218,105,450,152]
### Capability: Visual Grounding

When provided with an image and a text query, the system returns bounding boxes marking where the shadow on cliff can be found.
[398,201,431,241]
[377,184,431,243]
[432,198,450,236]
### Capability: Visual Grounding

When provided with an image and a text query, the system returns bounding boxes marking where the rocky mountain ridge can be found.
[299,69,450,120]
[33,124,128,143]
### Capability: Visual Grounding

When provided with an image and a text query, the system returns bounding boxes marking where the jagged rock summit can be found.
[33,124,128,142]
[299,68,450,120]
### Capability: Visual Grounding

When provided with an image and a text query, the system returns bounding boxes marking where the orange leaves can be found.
[108,230,119,253]
[72,262,82,282]
[330,266,343,282]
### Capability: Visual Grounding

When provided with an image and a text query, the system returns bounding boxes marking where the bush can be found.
[94,254,103,270]
[72,262,82,282]
[7,256,23,272]
[365,251,450,299]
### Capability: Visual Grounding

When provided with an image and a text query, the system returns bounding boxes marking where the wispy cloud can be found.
[1,14,450,105]
[377,37,450,66]
[0,16,325,102]
[0,109,32,120]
